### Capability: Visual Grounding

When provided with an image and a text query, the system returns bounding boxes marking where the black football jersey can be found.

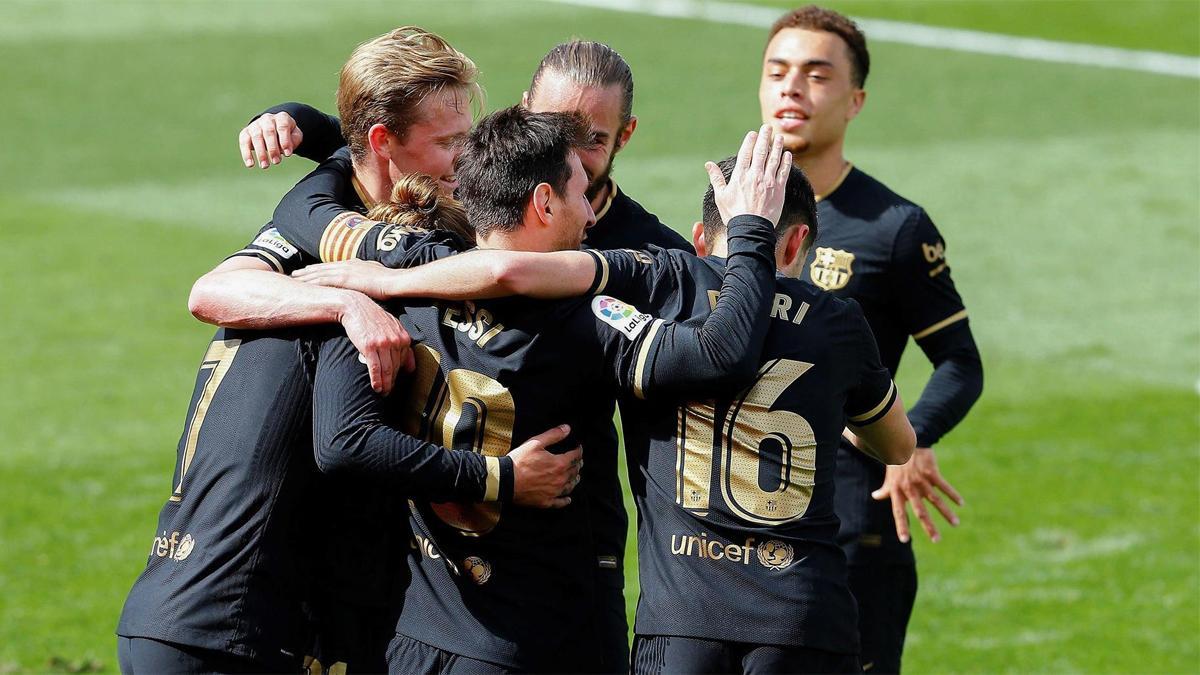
[117,328,319,661]
[597,248,896,654]
[386,219,776,670]
[801,166,969,565]
[585,181,694,253]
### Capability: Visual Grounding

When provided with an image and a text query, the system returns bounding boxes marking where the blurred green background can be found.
[1,1,1197,672]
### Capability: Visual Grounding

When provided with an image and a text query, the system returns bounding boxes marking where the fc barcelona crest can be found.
[810,247,855,291]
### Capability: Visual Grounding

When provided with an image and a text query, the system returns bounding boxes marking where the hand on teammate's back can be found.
[705,124,792,226]
[238,111,303,169]
[509,425,583,509]
[336,291,415,396]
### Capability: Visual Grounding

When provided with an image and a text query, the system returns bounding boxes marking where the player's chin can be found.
[778,131,809,155]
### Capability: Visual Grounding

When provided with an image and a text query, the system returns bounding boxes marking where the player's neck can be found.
[589,180,613,214]
[476,229,557,254]
[350,159,392,207]
[795,143,851,200]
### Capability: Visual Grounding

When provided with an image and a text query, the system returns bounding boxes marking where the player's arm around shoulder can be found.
[293,248,614,302]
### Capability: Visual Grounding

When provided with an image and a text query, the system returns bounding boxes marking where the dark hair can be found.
[701,157,818,251]
[769,6,869,87]
[529,41,634,127]
[454,106,590,237]
[366,173,474,244]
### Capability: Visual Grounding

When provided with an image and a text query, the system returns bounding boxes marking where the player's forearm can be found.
[647,215,776,396]
[909,323,984,447]
[189,268,358,329]
[312,335,513,502]
[317,421,511,502]
[850,398,916,465]
[377,250,597,300]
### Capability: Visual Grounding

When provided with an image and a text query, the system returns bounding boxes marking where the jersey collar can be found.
[815,162,854,203]
[593,179,618,223]
[350,173,376,210]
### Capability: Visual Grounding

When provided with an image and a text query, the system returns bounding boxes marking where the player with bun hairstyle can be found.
[367,173,475,246]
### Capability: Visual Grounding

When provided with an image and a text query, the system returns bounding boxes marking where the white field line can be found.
[542,0,1200,79]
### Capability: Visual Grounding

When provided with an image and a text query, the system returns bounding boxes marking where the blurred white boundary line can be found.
[542,0,1200,79]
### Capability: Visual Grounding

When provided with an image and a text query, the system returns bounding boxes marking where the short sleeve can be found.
[271,149,362,262]
[843,300,898,426]
[564,296,665,400]
[226,223,316,274]
[891,209,968,341]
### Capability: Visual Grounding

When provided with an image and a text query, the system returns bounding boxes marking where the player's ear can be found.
[531,182,555,226]
[367,123,394,159]
[846,88,866,122]
[520,90,532,109]
[614,115,637,154]
[782,224,808,266]
[692,221,707,256]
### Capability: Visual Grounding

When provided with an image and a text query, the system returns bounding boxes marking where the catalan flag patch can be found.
[319,211,374,262]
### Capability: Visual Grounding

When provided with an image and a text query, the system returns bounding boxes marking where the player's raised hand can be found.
[509,425,583,509]
[705,124,792,226]
[293,260,393,300]
[337,291,414,395]
[872,446,964,543]
[238,111,303,169]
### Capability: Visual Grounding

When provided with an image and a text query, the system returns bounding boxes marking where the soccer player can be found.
[195,26,482,394]
[114,180,582,674]
[243,41,690,253]
[299,157,915,674]
[759,7,985,671]
[293,108,788,672]
[238,41,695,670]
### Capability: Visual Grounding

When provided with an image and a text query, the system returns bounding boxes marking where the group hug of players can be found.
[116,5,983,674]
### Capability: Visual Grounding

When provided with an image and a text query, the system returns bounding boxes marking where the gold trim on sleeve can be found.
[912,309,968,340]
[594,252,611,294]
[234,249,283,274]
[484,456,501,502]
[632,318,665,400]
[849,380,895,424]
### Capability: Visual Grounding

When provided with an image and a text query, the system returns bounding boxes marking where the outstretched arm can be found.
[291,249,602,301]
[190,252,413,396]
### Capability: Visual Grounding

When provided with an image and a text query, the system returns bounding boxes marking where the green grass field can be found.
[1,1,1197,672]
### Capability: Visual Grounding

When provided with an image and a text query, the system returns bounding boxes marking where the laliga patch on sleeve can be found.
[252,228,297,259]
[591,295,654,340]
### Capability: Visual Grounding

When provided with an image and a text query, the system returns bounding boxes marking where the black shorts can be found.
[117,636,299,674]
[593,566,630,674]
[386,633,512,675]
[847,564,918,674]
[631,635,859,675]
